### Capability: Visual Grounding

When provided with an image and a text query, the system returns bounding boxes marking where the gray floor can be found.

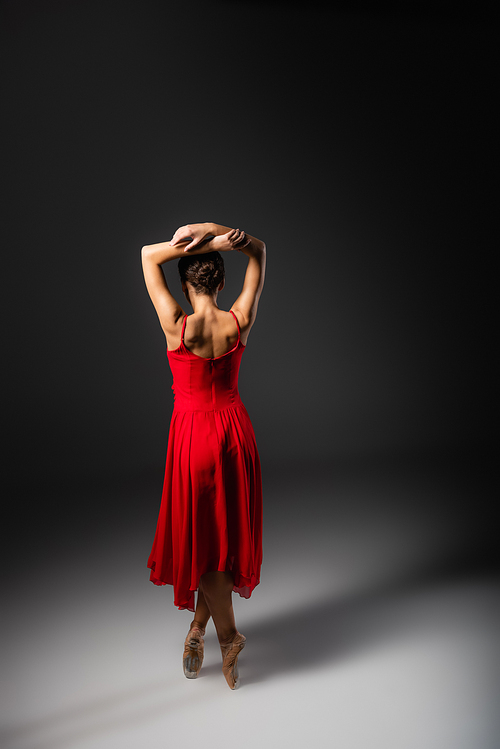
[2,459,499,749]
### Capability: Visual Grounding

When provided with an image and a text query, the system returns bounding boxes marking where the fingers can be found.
[170,228,182,246]
[170,234,185,247]
[222,229,250,252]
[221,228,243,251]
[231,229,245,243]
[170,226,191,246]
[233,230,250,248]
[235,236,251,252]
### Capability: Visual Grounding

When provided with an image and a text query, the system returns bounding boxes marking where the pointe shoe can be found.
[220,631,246,690]
[182,625,205,679]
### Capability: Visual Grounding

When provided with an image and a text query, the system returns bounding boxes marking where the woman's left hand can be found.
[212,229,251,253]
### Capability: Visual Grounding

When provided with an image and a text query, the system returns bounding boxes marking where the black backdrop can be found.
[2,1,496,565]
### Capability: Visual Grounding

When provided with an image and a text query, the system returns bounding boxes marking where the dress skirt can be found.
[147,402,263,612]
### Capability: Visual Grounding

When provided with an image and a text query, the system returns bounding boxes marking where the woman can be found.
[141,221,266,690]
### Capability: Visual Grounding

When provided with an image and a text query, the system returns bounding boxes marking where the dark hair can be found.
[177,251,225,296]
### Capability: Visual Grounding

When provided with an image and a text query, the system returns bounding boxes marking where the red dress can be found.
[147,310,263,612]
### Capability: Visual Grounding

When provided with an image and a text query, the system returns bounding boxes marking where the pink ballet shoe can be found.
[220,631,246,689]
[183,625,205,679]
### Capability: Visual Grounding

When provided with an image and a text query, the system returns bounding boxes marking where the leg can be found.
[199,570,238,645]
[189,578,211,632]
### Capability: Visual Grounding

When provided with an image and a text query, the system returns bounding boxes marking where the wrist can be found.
[209,222,233,236]
[204,236,219,252]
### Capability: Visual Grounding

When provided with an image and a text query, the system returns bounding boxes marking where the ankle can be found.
[190,619,206,633]
[218,628,238,646]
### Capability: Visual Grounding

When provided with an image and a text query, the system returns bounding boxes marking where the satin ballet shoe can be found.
[220,631,246,690]
[183,625,205,679]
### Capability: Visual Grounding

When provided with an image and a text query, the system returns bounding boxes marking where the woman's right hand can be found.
[169,223,212,252]
[212,229,251,253]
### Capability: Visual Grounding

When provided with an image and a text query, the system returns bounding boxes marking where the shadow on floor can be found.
[228,554,500,687]
[2,554,497,749]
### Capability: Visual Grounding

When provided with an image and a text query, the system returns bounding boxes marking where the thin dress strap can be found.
[180,314,188,344]
[229,309,241,341]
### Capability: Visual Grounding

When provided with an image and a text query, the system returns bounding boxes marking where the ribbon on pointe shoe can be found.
[183,626,205,679]
[220,632,246,689]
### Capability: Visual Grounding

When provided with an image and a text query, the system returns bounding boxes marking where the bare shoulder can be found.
[163,311,188,351]
[229,306,254,346]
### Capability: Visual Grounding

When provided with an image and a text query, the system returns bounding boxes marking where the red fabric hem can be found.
[147,559,260,613]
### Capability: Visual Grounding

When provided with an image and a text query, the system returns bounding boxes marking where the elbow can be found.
[141,245,150,257]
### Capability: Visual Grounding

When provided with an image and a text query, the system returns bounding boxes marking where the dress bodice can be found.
[166,310,246,412]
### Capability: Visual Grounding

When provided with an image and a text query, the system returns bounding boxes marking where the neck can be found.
[189,293,219,314]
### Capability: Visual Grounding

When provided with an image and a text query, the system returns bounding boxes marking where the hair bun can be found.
[177,251,225,296]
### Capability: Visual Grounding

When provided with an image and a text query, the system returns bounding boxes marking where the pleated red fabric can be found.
[147,310,263,612]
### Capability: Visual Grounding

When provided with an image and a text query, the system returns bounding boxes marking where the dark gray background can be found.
[2,1,497,567]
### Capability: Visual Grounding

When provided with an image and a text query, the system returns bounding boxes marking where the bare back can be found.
[143,226,266,355]
[166,308,249,357]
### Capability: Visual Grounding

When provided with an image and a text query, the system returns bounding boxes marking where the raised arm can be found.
[200,223,266,337]
[141,236,215,336]
[142,222,266,343]
[226,235,267,337]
